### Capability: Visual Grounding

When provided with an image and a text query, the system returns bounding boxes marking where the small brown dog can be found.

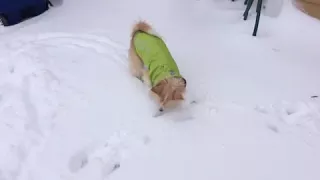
[128,21,187,115]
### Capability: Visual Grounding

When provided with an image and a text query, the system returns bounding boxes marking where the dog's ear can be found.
[180,77,187,87]
[172,78,186,101]
[151,84,161,95]
[151,81,166,100]
[173,90,184,100]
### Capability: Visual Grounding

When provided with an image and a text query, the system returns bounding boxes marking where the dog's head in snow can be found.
[150,77,187,111]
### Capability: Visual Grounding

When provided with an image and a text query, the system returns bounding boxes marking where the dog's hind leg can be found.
[141,68,151,87]
[128,32,151,87]
[128,40,146,80]
[129,52,143,78]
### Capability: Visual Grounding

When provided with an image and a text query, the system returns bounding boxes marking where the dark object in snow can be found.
[311,96,318,98]
[231,0,283,36]
[267,124,279,133]
[113,163,120,170]
[0,15,8,26]
[230,0,264,36]
[243,0,264,36]
[190,100,197,104]
[0,0,51,26]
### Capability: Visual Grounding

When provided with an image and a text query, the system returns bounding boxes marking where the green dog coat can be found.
[133,31,183,87]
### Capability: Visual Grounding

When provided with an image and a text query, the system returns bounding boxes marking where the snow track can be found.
[0,32,132,180]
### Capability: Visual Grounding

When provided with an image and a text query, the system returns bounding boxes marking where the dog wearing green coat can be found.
[128,21,187,114]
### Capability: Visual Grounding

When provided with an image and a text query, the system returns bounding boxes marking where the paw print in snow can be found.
[276,101,320,133]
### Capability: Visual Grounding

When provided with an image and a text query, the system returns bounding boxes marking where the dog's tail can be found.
[129,21,161,67]
[130,21,160,39]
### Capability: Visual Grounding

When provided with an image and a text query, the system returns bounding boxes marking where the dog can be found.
[128,21,187,115]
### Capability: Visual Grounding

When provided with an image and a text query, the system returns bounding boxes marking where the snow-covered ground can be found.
[1,0,320,179]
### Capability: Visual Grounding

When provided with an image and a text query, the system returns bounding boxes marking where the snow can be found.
[0,0,320,179]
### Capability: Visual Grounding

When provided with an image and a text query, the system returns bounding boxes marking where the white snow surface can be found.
[1,0,320,180]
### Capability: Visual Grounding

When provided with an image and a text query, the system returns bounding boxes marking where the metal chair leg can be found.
[243,0,254,20]
[252,0,263,36]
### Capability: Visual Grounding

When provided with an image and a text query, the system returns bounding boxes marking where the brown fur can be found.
[128,21,187,111]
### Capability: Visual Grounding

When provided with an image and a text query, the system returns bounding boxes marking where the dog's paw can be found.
[135,76,144,82]
[152,109,164,117]
[190,100,197,104]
